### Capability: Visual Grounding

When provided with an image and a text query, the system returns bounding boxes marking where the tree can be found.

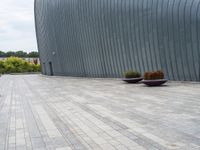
[0,51,6,57]
[27,51,39,58]
[15,51,27,58]
[0,51,39,58]
[5,51,15,57]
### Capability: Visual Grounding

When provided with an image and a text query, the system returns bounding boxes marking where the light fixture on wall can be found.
[52,51,56,56]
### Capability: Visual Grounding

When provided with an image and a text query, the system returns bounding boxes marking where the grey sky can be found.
[0,0,37,52]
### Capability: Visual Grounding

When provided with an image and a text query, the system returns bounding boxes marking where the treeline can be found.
[0,51,39,58]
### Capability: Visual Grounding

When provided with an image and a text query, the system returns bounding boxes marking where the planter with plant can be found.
[142,70,167,86]
[123,70,143,83]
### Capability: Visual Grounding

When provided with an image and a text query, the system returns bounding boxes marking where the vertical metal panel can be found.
[196,0,200,81]
[35,0,200,81]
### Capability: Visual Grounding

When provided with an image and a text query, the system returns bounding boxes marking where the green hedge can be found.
[0,57,40,74]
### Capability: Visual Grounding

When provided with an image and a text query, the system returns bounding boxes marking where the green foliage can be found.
[144,70,164,80]
[0,57,41,74]
[0,61,5,74]
[124,70,141,78]
[27,51,39,58]
[0,51,6,57]
[15,51,27,58]
[4,51,15,57]
[0,51,39,58]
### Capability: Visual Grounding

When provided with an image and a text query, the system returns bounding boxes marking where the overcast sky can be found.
[0,0,38,52]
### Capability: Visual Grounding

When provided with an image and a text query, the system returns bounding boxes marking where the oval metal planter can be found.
[142,79,168,86]
[123,77,143,83]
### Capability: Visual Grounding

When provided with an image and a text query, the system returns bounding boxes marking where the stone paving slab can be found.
[0,75,200,150]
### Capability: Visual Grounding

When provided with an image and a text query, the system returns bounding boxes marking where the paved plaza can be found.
[0,75,200,150]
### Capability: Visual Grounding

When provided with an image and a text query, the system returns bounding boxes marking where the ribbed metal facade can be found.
[35,0,200,81]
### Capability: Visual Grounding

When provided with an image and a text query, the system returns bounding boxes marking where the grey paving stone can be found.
[0,75,200,150]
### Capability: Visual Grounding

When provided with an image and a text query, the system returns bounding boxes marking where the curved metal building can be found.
[35,0,200,81]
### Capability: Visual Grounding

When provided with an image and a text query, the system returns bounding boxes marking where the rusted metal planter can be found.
[142,79,168,86]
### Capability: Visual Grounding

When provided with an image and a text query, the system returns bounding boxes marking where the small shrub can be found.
[0,57,41,74]
[124,70,141,78]
[144,70,164,80]
[0,61,5,74]
[31,64,41,72]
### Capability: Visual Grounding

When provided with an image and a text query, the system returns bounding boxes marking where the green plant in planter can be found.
[144,70,164,80]
[124,70,141,78]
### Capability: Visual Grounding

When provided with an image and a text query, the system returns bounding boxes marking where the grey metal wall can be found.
[35,0,200,81]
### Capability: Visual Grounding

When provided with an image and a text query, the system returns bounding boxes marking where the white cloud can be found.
[0,0,37,52]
